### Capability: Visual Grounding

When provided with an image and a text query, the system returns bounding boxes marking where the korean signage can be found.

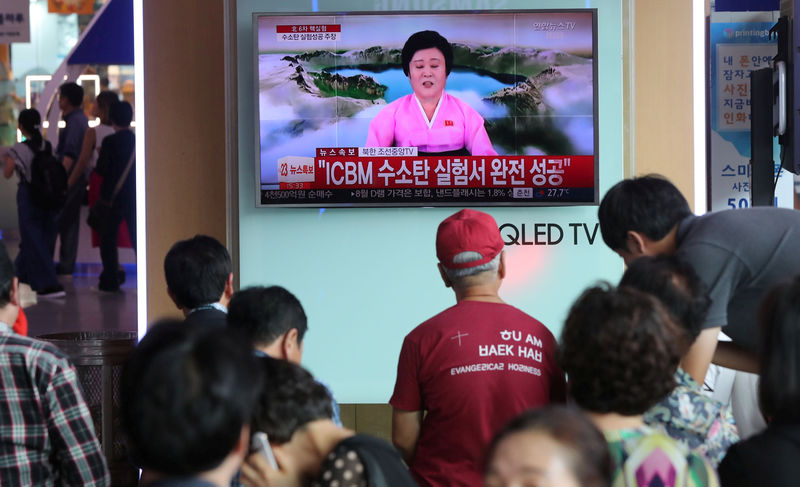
[0,0,30,44]
[709,12,793,210]
[263,149,595,205]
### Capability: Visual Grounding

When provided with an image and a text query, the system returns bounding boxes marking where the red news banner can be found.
[277,147,594,191]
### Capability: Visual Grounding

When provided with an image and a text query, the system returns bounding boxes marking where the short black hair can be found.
[758,275,800,423]
[598,175,692,252]
[227,286,308,347]
[0,242,14,307]
[251,356,332,444]
[401,30,453,76]
[560,284,682,415]
[486,406,612,487]
[619,255,710,344]
[164,235,231,310]
[110,100,133,127]
[59,82,84,108]
[121,320,261,476]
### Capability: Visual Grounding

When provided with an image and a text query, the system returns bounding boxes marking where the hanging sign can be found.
[0,0,30,44]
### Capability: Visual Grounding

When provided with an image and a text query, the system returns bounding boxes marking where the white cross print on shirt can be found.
[451,330,469,347]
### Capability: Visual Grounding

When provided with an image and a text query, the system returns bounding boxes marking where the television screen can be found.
[254,10,598,207]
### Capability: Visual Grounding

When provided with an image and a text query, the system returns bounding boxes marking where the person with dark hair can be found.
[2,108,65,297]
[72,90,118,189]
[484,406,613,487]
[84,92,133,257]
[620,255,739,466]
[164,234,233,328]
[239,357,415,487]
[390,209,565,487]
[228,286,307,361]
[227,285,342,426]
[365,30,497,156]
[94,100,136,292]
[718,275,800,486]
[121,320,261,486]
[598,174,800,387]
[560,284,718,486]
[54,81,89,276]
[0,241,109,485]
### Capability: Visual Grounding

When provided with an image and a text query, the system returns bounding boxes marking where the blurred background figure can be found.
[94,101,135,292]
[718,275,800,486]
[3,108,64,298]
[484,405,612,487]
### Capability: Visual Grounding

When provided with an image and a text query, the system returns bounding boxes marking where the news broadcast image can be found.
[255,10,597,207]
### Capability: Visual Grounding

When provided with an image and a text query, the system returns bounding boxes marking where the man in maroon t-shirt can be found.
[390,209,566,487]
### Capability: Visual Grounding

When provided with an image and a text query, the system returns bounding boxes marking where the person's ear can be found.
[223,272,234,300]
[497,251,506,280]
[625,231,647,255]
[166,287,183,311]
[9,277,19,307]
[282,328,301,362]
[438,263,452,288]
[233,425,251,462]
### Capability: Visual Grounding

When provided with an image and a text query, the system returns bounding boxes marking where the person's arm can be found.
[68,128,96,187]
[46,363,110,486]
[392,407,422,465]
[95,141,110,178]
[62,155,75,174]
[2,153,14,179]
[682,327,721,384]
[713,340,759,374]
[240,447,301,487]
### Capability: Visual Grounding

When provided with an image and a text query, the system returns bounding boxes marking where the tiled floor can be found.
[24,263,138,338]
[1,205,138,338]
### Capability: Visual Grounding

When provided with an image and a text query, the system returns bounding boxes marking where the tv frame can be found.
[252,9,599,208]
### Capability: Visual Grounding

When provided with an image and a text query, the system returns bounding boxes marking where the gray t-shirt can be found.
[676,208,800,351]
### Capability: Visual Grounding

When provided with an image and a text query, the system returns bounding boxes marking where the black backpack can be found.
[25,140,67,210]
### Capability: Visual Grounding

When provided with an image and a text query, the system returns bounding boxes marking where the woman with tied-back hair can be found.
[718,275,800,486]
[2,108,64,298]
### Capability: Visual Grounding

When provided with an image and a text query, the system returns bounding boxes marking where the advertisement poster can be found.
[0,0,30,44]
[255,11,598,206]
[709,11,793,210]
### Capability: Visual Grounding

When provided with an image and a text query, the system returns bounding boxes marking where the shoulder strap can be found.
[110,149,136,201]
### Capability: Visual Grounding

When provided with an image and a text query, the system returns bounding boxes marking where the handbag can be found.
[87,150,135,232]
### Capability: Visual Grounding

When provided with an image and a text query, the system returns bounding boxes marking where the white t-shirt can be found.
[9,140,46,184]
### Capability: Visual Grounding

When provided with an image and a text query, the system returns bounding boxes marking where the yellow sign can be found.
[48,0,94,15]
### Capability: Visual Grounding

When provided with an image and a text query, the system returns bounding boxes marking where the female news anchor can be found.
[365,30,497,156]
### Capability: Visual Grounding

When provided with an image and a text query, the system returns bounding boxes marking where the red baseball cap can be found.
[436,209,504,269]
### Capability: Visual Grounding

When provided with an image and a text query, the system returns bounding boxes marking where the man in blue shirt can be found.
[54,82,88,276]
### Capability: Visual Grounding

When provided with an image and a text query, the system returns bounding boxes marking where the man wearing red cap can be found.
[390,209,566,487]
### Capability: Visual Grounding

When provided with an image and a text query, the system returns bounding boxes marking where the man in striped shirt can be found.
[0,242,109,486]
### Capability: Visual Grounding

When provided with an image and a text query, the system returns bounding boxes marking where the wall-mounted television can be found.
[254,10,598,207]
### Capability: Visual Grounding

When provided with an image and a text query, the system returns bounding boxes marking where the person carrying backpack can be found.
[2,108,66,298]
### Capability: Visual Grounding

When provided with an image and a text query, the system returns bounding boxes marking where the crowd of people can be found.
[2,81,136,298]
[1,173,800,486]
